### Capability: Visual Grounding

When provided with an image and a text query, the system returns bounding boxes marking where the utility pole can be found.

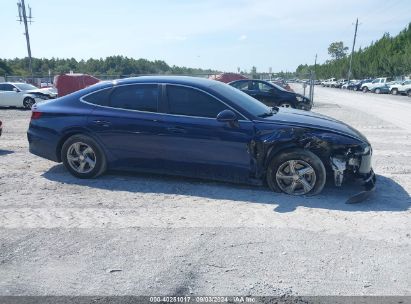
[17,0,33,82]
[309,54,317,103]
[347,18,359,83]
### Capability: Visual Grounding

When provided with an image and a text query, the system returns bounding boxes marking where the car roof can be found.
[0,82,27,85]
[114,76,221,88]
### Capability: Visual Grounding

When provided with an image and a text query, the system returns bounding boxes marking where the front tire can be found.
[61,134,107,178]
[391,88,398,95]
[23,97,35,109]
[267,149,326,196]
[362,86,368,93]
[375,88,381,94]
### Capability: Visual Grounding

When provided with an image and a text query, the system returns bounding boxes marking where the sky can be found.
[1,0,410,73]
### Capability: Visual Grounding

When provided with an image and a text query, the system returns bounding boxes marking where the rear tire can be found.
[391,88,398,95]
[61,134,107,178]
[375,88,381,94]
[407,90,411,97]
[266,149,326,196]
[362,86,368,93]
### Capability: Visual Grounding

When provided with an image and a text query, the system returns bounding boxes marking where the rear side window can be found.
[83,88,111,106]
[109,84,159,112]
[0,84,15,91]
[166,85,227,118]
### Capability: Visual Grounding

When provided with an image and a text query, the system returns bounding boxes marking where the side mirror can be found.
[217,109,238,125]
[13,88,19,92]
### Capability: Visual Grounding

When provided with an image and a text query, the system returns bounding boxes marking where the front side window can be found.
[109,84,158,112]
[166,85,227,118]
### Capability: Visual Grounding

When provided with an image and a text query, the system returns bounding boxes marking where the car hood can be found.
[26,88,57,96]
[254,108,369,143]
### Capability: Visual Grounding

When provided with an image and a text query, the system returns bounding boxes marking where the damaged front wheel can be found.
[267,149,326,196]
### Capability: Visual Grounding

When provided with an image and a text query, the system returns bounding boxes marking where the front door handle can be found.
[167,126,187,134]
[93,120,111,127]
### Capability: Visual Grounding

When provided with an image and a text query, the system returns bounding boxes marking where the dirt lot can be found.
[0,86,410,296]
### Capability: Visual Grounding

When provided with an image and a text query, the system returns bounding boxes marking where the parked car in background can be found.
[335,79,347,88]
[341,80,357,89]
[389,80,411,95]
[347,79,373,91]
[229,79,312,110]
[0,82,53,109]
[370,84,390,94]
[208,73,248,84]
[322,78,337,87]
[361,77,393,92]
[27,76,375,197]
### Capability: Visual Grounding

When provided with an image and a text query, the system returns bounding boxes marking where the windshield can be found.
[211,82,271,117]
[270,82,288,92]
[14,83,38,91]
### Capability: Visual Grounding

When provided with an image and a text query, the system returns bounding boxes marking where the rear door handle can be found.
[93,120,111,127]
[167,126,187,134]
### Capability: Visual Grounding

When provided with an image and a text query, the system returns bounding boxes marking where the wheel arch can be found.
[55,128,108,162]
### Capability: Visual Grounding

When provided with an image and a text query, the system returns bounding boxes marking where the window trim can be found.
[80,83,161,115]
[81,82,249,121]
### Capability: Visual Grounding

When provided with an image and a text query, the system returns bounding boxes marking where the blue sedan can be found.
[28,76,375,197]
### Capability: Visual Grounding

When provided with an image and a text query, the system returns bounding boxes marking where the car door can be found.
[159,84,255,182]
[0,84,21,107]
[257,81,282,106]
[85,84,167,171]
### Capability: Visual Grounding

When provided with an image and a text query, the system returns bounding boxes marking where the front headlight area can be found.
[330,144,373,186]
[31,94,50,100]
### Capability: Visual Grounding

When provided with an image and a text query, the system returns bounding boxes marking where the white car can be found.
[0,82,55,109]
[322,78,337,87]
[360,77,393,92]
[389,80,411,95]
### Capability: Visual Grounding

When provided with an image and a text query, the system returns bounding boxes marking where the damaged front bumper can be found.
[330,147,376,203]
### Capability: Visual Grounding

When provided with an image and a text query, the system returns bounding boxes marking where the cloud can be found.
[238,34,247,41]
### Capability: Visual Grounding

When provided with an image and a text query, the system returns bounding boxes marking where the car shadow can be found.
[0,107,29,111]
[0,149,14,156]
[42,164,410,213]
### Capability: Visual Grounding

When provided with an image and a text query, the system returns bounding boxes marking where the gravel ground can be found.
[0,86,410,296]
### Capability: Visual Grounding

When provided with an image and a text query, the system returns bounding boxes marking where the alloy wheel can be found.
[280,103,292,108]
[66,142,97,174]
[275,160,316,195]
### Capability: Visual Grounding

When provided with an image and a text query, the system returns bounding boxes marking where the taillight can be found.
[31,111,42,120]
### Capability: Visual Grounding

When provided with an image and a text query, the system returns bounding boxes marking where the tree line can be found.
[296,22,411,79]
[0,56,219,77]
